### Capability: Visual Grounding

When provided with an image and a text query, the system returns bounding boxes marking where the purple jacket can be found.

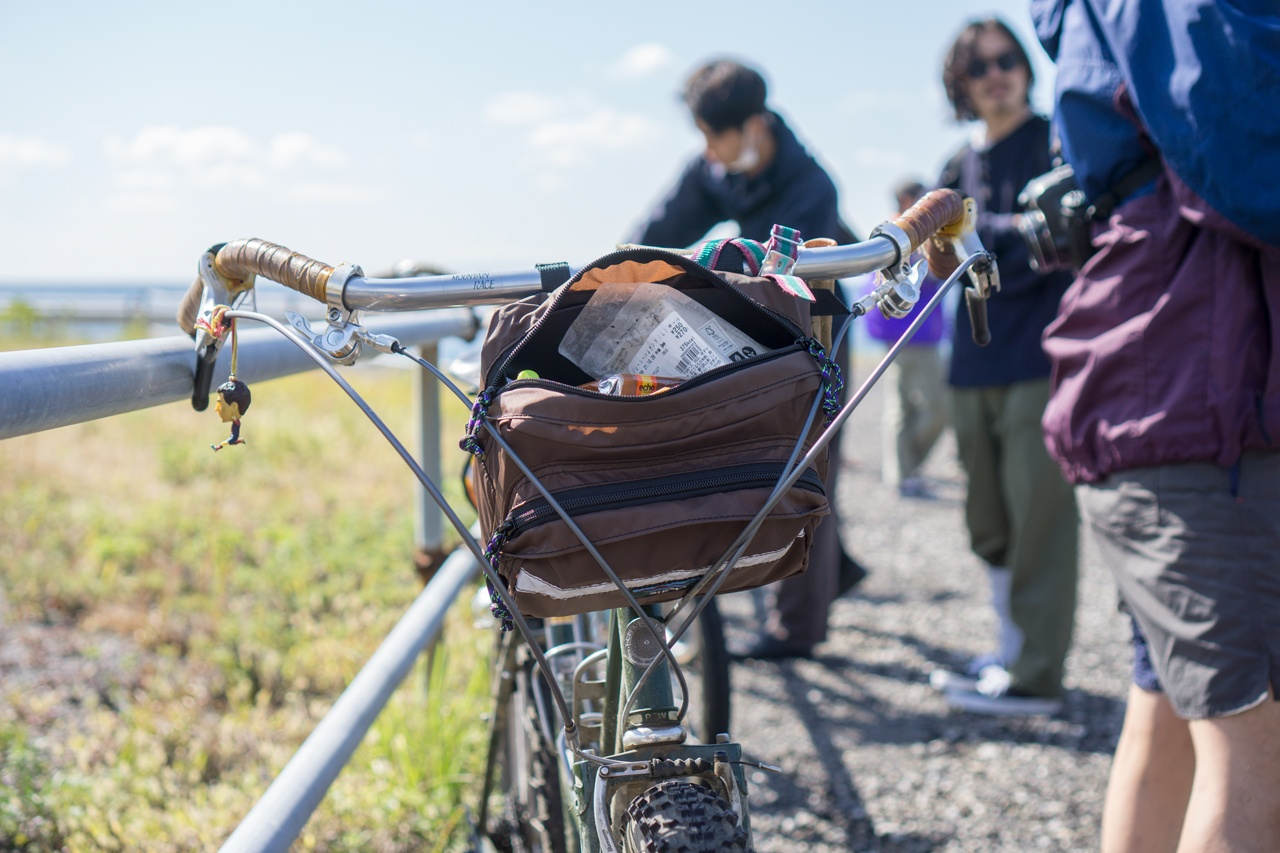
[1041,167,1280,484]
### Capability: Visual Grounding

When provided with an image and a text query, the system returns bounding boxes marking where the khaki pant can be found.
[881,345,947,485]
[769,445,842,647]
[768,334,851,648]
[952,379,1079,697]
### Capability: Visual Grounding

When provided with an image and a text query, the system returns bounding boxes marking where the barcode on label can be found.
[673,338,722,377]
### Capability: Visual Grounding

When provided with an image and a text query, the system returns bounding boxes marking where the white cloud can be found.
[190,162,268,190]
[106,189,178,215]
[287,181,379,204]
[269,132,347,168]
[483,91,571,126]
[0,134,70,167]
[113,168,175,190]
[99,126,362,213]
[104,125,256,167]
[482,92,660,171]
[609,43,674,79]
[528,108,659,167]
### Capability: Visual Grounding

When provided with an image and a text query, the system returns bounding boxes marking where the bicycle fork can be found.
[565,607,753,852]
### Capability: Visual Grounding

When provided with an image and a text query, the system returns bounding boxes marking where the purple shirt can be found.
[858,271,945,346]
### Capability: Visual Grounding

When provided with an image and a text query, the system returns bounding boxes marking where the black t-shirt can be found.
[938,115,1073,387]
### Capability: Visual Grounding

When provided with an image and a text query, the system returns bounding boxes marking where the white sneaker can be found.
[928,653,1006,693]
[943,667,1062,716]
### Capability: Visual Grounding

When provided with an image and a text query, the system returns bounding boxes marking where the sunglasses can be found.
[967,51,1020,79]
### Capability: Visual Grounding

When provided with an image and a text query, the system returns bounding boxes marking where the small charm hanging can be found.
[211,375,251,451]
[199,307,252,451]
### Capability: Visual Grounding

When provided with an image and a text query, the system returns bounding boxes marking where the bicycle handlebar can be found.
[179,188,993,334]
[892,188,966,274]
[216,238,335,302]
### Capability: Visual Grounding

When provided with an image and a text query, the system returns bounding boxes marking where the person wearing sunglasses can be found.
[926,17,1080,716]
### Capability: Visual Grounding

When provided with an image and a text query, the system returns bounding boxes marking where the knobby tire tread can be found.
[497,664,569,852]
[623,780,749,852]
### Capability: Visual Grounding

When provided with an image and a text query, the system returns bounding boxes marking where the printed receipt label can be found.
[630,313,721,377]
[698,318,760,362]
[628,314,761,377]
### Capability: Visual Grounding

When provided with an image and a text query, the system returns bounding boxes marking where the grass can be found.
[0,348,492,851]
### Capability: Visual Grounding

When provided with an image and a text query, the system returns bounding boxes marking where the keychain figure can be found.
[200,308,252,451]
[211,376,251,451]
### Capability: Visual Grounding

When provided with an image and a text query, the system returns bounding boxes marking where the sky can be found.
[0,0,1056,284]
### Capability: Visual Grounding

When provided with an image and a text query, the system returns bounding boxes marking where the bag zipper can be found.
[504,462,825,540]
[485,247,806,390]
[502,341,807,401]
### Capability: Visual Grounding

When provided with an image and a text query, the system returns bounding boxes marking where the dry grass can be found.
[1,358,490,851]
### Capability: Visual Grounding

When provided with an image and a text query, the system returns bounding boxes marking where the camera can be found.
[1016,163,1095,272]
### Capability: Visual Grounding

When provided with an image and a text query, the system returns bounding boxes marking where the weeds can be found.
[1,365,487,849]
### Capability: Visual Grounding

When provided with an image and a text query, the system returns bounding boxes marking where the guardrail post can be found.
[413,343,447,684]
[413,343,445,561]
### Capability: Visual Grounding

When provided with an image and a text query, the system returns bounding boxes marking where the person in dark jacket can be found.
[629,59,854,250]
[1033,1,1280,847]
[629,58,863,660]
[925,18,1079,716]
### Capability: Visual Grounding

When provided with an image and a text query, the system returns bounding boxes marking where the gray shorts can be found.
[1076,452,1280,719]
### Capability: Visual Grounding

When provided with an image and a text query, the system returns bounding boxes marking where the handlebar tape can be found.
[921,238,961,281]
[892,189,966,280]
[214,238,334,304]
[176,277,202,337]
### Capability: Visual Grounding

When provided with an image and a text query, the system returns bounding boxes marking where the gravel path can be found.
[717,357,1131,852]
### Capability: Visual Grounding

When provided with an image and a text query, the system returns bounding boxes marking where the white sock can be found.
[986,565,1023,667]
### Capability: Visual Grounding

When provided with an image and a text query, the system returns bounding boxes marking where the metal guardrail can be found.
[2,307,484,850]
[0,309,475,439]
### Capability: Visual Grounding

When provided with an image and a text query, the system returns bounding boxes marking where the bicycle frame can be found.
[188,191,999,850]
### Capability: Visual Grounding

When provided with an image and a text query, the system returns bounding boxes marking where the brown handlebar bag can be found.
[464,248,841,620]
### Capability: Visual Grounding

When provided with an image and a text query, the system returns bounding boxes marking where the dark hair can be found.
[942,18,1034,122]
[893,178,927,205]
[217,377,252,415]
[682,59,768,133]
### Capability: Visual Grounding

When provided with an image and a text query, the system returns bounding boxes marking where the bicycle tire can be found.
[495,661,570,853]
[690,598,731,743]
[622,780,750,852]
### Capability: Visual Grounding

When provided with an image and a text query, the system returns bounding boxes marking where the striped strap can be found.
[692,237,767,274]
[766,274,816,302]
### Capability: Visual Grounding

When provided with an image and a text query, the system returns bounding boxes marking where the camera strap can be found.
[1088,157,1162,221]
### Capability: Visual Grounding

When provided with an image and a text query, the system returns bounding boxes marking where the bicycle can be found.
[178,188,998,851]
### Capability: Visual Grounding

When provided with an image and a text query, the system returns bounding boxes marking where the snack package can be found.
[579,373,683,396]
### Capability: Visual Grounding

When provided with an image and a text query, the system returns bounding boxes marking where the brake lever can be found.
[954,229,999,347]
[190,245,253,410]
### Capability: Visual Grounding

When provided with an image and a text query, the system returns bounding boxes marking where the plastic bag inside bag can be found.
[557,281,767,381]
